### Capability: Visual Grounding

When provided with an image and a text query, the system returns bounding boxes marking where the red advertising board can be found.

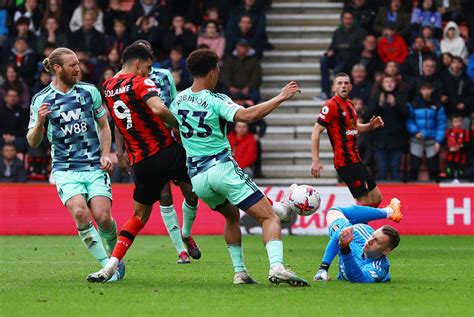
[0,183,473,235]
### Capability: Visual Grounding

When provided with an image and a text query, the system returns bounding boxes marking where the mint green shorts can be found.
[190,158,264,210]
[52,170,112,205]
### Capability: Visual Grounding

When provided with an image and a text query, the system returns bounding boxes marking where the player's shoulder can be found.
[31,84,53,107]
[77,81,100,94]
[352,223,374,240]
[152,67,172,77]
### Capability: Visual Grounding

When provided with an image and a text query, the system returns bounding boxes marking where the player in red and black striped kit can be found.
[311,73,384,206]
[445,113,470,180]
[88,44,199,282]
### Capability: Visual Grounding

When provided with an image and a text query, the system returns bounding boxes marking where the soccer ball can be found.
[289,185,321,216]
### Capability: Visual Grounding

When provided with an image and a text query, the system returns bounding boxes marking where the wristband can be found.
[340,246,351,255]
[319,262,330,271]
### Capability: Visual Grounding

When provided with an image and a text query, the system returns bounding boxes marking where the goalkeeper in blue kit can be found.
[313,198,403,283]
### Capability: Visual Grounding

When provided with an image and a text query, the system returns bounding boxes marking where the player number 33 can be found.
[177,110,212,139]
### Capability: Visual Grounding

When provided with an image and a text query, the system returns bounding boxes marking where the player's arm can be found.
[27,103,50,148]
[311,122,326,178]
[338,227,381,283]
[357,116,384,133]
[234,81,300,123]
[96,115,113,171]
[146,96,178,128]
[114,126,130,173]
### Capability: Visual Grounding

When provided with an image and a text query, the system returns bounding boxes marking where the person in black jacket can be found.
[403,36,437,82]
[69,10,107,60]
[162,15,196,57]
[368,75,409,181]
[0,88,29,153]
[441,56,474,119]
[407,57,443,102]
[0,143,26,182]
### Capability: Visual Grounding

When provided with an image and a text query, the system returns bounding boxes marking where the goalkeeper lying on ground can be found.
[313,199,403,283]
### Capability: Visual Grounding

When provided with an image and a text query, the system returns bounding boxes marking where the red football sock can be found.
[111,216,145,260]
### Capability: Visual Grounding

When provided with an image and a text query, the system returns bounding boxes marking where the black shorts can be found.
[336,162,377,199]
[132,143,191,205]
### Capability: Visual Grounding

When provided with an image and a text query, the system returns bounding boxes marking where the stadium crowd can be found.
[0,0,473,183]
[0,0,267,182]
[322,0,474,182]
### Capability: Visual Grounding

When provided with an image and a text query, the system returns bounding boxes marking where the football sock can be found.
[181,200,197,238]
[160,204,187,254]
[98,219,117,255]
[338,205,388,224]
[77,221,108,267]
[265,239,284,268]
[111,216,144,261]
[227,243,246,273]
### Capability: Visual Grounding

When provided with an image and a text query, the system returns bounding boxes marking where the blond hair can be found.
[42,47,75,73]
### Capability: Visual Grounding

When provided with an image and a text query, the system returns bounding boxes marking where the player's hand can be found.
[339,227,354,249]
[279,81,300,101]
[369,116,384,130]
[171,127,182,144]
[311,160,324,178]
[117,152,130,174]
[37,103,51,126]
[100,155,113,172]
[313,269,330,282]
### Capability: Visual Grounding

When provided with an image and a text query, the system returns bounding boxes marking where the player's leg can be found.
[191,171,255,284]
[86,170,117,255]
[336,198,403,224]
[266,183,298,223]
[216,159,308,286]
[177,181,201,259]
[159,182,189,263]
[215,201,257,284]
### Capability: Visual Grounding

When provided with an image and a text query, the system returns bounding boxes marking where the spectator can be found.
[0,143,26,182]
[75,49,95,83]
[95,47,121,83]
[168,0,202,26]
[372,61,408,96]
[440,21,468,60]
[0,64,30,110]
[201,7,224,30]
[445,113,470,180]
[353,97,374,171]
[349,64,372,104]
[0,88,29,153]
[41,0,66,31]
[465,117,474,181]
[70,10,107,61]
[438,0,463,23]
[0,6,7,51]
[4,17,36,57]
[132,15,163,54]
[403,36,437,81]
[367,75,409,181]
[106,18,130,56]
[103,0,127,35]
[407,82,446,181]
[345,0,375,31]
[128,0,171,32]
[407,57,443,101]
[421,25,441,55]
[4,37,37,86]
[36,42,56,78]
[162,15,197,57]
[441,56,474,118]
[468,50,474,80]
[377,22,409,65]
[36,16,68,54]
[373,0,411,40]
[411,0,442,38]
[222,38,262,104]
[225,14,264,59]
[161,46,191,91]
[440,52,453,76]
[13,0,42,35]
[319,11,366,99]
[346,33,382,81]
[32,70,52,95]
[69,0,105,33]
[227,122,258,177]
[197,20,225,61]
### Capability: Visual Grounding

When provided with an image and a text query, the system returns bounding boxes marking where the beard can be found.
[58,70,78,86]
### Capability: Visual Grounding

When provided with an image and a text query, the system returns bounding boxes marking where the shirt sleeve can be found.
[28,94,43,129]
[135,77,160,102]
[316,102,334,127]
[167,70,178,100]
[90,86,106,119]
[212,93,244,122]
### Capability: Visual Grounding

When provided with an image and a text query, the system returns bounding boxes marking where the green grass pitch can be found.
[1,235,473,317]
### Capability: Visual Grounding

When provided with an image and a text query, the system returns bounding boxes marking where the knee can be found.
[160,192,173,206]
[184,192,199,207]
[71,207,90,225]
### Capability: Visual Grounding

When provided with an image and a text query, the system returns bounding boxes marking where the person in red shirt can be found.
[377,22,409,65]
[445,113,470,180]
[311,72,384,206]
[228,122,257,177]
